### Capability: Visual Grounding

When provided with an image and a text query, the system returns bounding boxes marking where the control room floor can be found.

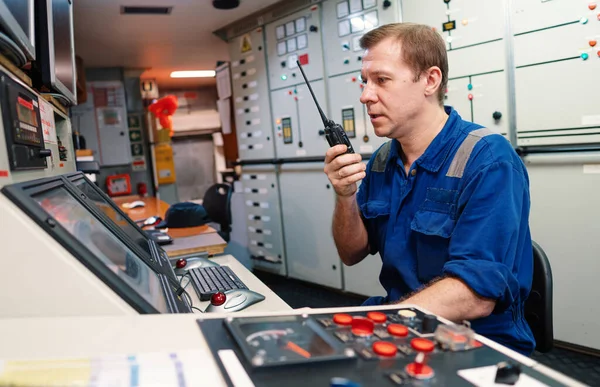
[254,270,600,387]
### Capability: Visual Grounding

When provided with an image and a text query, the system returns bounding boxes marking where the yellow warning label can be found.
[241,34,252,53]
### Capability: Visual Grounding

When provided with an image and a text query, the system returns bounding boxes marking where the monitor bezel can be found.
[64,172,178,282]
[35,0,77,105]
[1,176,175,314]
[0,0,36,61]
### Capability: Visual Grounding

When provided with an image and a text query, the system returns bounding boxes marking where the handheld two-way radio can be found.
[296,61,355,154]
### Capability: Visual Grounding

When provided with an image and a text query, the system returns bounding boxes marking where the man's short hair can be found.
[359,23,449,106]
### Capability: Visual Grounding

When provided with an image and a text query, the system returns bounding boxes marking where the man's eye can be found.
[378,78,387,84]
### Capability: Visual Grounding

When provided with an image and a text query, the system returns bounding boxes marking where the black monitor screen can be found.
[33,186,169,313]
[0,0,35,60]
[72,178,152,257]
[52,0,75,99]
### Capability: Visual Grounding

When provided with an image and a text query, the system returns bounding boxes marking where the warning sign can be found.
[240,34,252,53]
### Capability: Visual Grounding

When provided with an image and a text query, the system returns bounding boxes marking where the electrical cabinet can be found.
[326,71,387,154]
[265,6,325,91]
[241,165,287,276]
[471,72,508,135]
[321,0,401,77]
[514,9,600,146]
[278,163,342,289]
[229,29,276,160]
[513,0,593,35]
[445,77,472,122]
[401,0,450,50]
[271,80,331,159]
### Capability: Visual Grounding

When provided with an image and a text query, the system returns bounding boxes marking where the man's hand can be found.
[324,145,367,197]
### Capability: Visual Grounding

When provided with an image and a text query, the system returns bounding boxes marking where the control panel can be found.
[229,29,276,160]
[198,306,571,386]
[321,0,401,77]
[0,74,49,171]
[271,80,331,158]
[265,6,325,91]
[514,1,600,146]
[241,166,287,277]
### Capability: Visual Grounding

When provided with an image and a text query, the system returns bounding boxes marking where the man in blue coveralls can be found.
[323,23,535,355]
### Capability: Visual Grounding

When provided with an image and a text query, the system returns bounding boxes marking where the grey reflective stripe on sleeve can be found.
[446,128,496,178]
[371,141,392,172]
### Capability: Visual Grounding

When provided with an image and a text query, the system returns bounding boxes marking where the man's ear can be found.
[423,66,443,98]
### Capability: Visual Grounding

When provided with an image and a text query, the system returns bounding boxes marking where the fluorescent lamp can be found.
[170,70,216,78]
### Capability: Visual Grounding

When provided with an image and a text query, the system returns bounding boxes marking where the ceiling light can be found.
[170,70,216,78]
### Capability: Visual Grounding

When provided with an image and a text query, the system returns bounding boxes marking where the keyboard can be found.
[188,266,248,301]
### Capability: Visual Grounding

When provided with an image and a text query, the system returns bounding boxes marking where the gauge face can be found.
[225,315,354,367]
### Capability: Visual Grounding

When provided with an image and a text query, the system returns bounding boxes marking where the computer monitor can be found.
[1,176,189,314]
[65,173,177,278]
[34,0,77,105]
[0,0,35,64]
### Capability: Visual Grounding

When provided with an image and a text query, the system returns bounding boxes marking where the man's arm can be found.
[324,144,369,266]
[398,277,496,322]
[332,194,369,266]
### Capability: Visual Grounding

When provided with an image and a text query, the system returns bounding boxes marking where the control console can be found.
[197,305,571,386]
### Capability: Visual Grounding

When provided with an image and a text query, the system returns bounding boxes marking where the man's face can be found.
[360,37,428,139]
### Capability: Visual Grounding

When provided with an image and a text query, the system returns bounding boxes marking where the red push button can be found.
[387,324,409,337]
[351,317,374,337]
[411,338,435,353]
[333,313,353,326]
[367,311,387,323]
[590,40,597,47]
[468,93,473,100]
[589,3,597,11]
[373,341,397,357]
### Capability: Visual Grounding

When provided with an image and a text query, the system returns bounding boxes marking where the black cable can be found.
[179,273,203,313]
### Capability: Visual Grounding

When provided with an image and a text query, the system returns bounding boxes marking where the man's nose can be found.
[360,83,376,105]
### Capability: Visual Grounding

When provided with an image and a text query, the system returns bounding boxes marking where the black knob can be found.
[493,111,502,120]
[298,141,303,148]
[309,25,318,32]
[495,362,521,385]
[383,0,392,8]
[318,129,326,136]
[281,61,286,68]
[39,149,52,158]
[422,314,437,334]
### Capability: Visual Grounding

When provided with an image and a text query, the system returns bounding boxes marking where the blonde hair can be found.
[360,23,448,105]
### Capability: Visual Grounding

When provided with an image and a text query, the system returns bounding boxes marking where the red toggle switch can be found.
[405,338,435,380]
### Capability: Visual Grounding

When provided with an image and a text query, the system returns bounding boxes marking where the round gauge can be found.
[225,315,355,367]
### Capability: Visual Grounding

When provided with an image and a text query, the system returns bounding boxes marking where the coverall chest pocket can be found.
[360,200,391,253]
[410,188,458,282]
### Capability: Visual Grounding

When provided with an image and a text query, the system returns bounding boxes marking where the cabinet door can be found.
[279,163,342,289]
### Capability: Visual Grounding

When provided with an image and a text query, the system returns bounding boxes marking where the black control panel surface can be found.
[0,71,49,170]
[198,306,568,386]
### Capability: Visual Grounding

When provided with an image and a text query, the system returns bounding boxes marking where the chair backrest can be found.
[202,183,232,241]
[525,241,554,352]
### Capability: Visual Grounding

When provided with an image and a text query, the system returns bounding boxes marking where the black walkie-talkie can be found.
[296,61,355,154]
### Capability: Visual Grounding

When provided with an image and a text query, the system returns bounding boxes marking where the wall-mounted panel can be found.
[272,80,331,158]
[229,30,276,160]
[265,6,325,91]
[514,21,598,67]
[241,165,287,276]
[471,71,508,135]
[327,72,388,155]
[321,0,401,77]
[400,0,450,50]
[513,0,592,35]
[515,59,600,145]
[445,77,472,122]
[447,40,505,79]
[441,0,504,49]
[279,163,342,289]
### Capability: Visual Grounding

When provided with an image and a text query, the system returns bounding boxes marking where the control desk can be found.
[0,305,584,387]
